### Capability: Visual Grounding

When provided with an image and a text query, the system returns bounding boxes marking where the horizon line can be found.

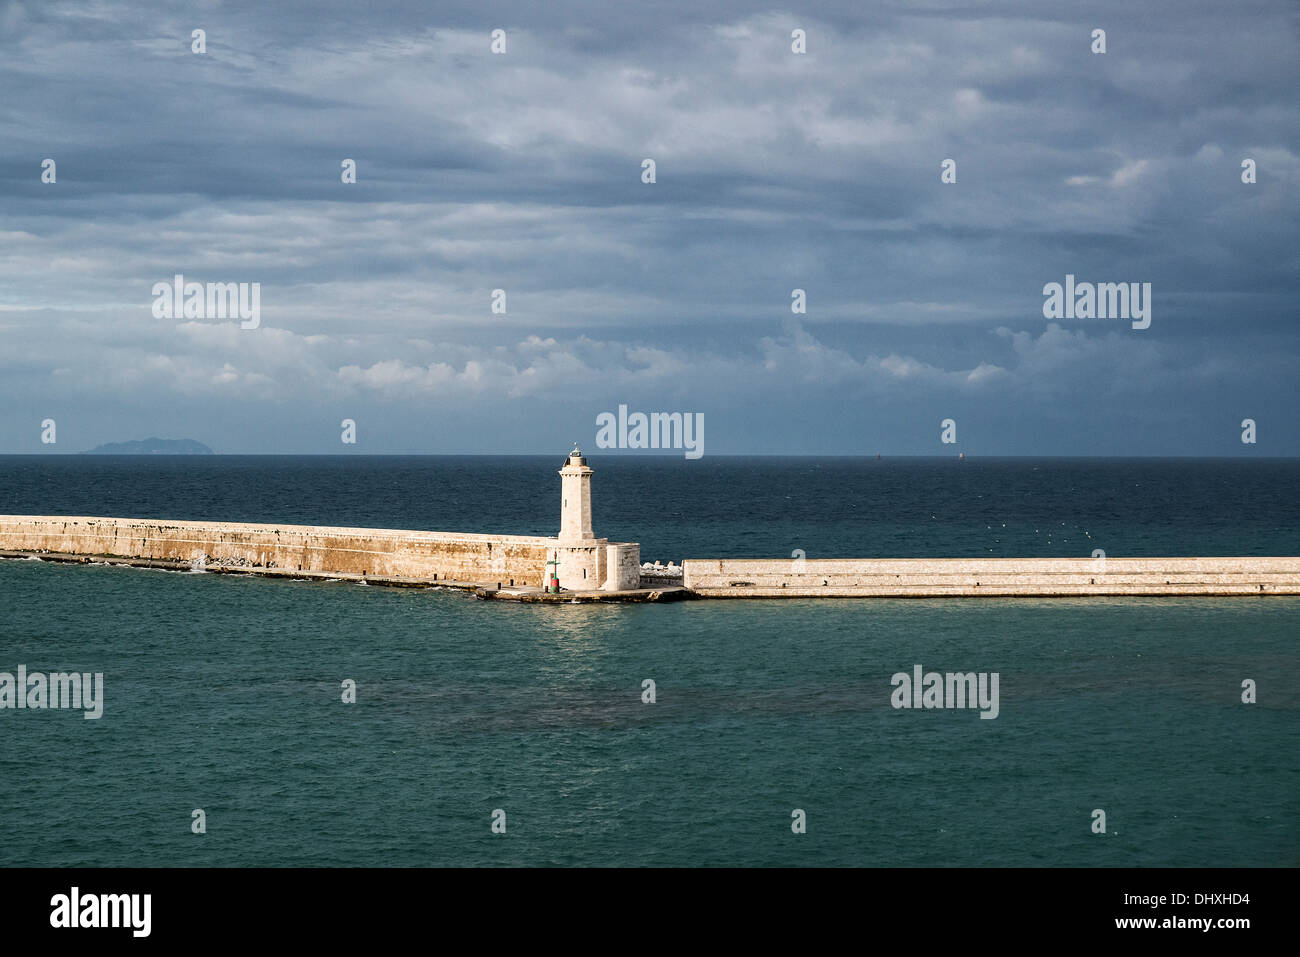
[2,452,1297,460]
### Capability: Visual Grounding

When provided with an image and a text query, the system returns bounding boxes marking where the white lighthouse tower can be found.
[558,444,594,542]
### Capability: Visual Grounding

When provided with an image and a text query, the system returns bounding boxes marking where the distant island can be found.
[83,438,214,455]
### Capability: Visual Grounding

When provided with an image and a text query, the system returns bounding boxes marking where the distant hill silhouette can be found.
[83,438,214,455]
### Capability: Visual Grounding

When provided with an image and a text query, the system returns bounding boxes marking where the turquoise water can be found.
[2,558,1295,867]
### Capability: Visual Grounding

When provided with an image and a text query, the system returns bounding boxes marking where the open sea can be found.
[1,456,1296,867]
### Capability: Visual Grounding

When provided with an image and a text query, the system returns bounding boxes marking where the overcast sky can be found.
[2,0,1297,455]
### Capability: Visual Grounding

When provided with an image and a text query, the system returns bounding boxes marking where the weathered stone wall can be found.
[606,543,642,591]
[0,516,554,586]
[682,557,1300,597]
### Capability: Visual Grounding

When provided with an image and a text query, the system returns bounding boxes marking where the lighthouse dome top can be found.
[565,444,588,467]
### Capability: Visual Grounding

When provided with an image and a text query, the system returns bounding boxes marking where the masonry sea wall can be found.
[0,516,555,586]
[5,516,1295,598]
[682,557,1300,597]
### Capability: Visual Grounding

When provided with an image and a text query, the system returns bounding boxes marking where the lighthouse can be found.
[558,444,594,542]
[547,446,640,592]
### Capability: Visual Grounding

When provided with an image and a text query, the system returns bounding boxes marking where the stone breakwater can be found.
[2,516,1298,600]
[0,515,558,587]
[683,557,1300,597]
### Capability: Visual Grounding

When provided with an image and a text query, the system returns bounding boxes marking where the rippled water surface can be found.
[1,456,1296,866]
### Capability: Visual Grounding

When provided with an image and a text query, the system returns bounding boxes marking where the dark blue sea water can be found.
[2,454,1299,560]
[1,456,1297,866]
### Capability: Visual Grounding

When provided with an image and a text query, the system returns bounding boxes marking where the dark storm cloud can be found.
[0,0,1297,454]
